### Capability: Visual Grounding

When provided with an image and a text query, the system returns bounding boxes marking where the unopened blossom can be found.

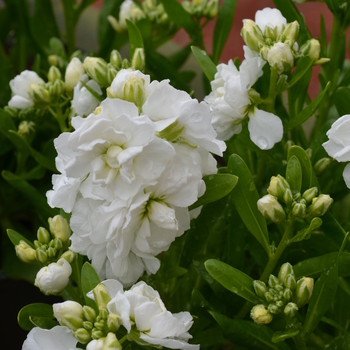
[22,326,79,350]
[8,70,45,109]
[34,258,72,295]
[65,58,85,91]
[71,74,102,117]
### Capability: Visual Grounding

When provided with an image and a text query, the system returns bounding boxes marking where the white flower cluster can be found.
[47,69,225,286]
[204,47,283,149]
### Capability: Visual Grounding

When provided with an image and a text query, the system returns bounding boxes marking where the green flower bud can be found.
[267,42,294,74]
[94,319,106,330]
[257,194,286,223]
[107,63,118,85]
[131,48,146,71]
[83,321,93,331]
[29,84,51,106]
[264,291,274,303]
[268,303,280,314]
[268,275,280,288]
[291,202,306,218]
[302,187,318,203]
[100,307,109,320]
[84,57,109,87]
[104,332,122,350]
[253,280,267,299]
[49,79,65,100]
[284,188,294,207]
[267,175,290,201]
[241,19,265,53]
[53,300,84,331]
[284,302,298,318]
[34,240,43,249]
[260,45,270,61]
[307,194,333,218]
[264,25,278,42]
[300,39,320,61]
[110,50,123,68]
[48,55,58,66]
[250,304,273,325]
[47,246,56,258]
[15,241,36,263]
[73,328,91,344]
[49,215,70,244]
[48,66,62,83]
[18,121,35,137]
[283,288,293,302]
[37,227,51,244]
[60,250,76,264]
[274,284,284,292]
[4,106,18,118]
[35,247,48,264]
[122,58,131,69]
[50,237,63,250]
[93,283,112,310]
[314,157,331,175]
[276,300,284,308]
[92,328,104,340]
[83,306,97,323]
[284,274,297,290]
[282,21,299,44]
[295,277,314,307]
[107,313,121,333]
[278,262,295,284]
[205,0,219,18]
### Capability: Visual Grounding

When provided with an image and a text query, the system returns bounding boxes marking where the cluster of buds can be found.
[182,0,219,19]
[251,263,314,325]
[257,174,333,223]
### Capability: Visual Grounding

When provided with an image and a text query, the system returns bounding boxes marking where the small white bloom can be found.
[118,0,145,30]
[8,70,45,109]
[22,326,78,350]
[34,258,72,295]
[65,58,85,91]
[254,7,287,37]
[71,74,102,117]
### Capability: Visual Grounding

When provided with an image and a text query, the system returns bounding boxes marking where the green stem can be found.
[65,282,85,304]
[49,107,68,132]
[119,335,127,344]
[260,220,294,282]
[264,68,278,113]
[293,333,306,350]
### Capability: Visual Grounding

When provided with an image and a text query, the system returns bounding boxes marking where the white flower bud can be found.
[110,50,123,68]
[107,313,121,333]
[60,250,76,264]
[53,300,84,331]
[65,57,85,91]
[307,194,333,217]
[35,258,72,295]
[48,215,70,244]
[93,283,112,310]
[241,19,265,53]
[314,158,331,175]
[131,48,145,71]
[267,175,290,202]
[250,304,273,325]
[257,194,286,223]
[29,83,51,106]
[15,241,36,263]
[267,42,294,73]
[300,39,321,61]
[48,66,62,83]
[278,262,295,284]
[292,202,306,218]
[147,200,178,230]
[295,277,314,307]
[282,21,299,45]
[302,187,318,203]
[83,57,109,87]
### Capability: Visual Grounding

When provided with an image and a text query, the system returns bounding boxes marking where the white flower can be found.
[53,301,84,331]
[34,258,72,295]
[65,58,85,91]
[323,114,350,188]
[22,326,78,350]
[118,0,145,30]
[71,74,102,117]
[267,42,294,74]
[254,7,287,37]
[8,70,45,109]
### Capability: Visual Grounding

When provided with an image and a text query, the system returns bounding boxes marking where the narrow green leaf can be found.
[210,311,291,350]
[7,229,35,249]
[191,46,217,82]
[81,262,101,312]
[0,108,16,133]
[322,211,350,249]
[288,218,322,244]
[228,154,270,255]
[205,259,264,304]
[326,333,350,349]
[212,0,237,63]
[286,155,302,193]
[189,174,238,210]
[272,330,300,343]
[285,57,313,90]
[286,82,330,130]
[29,316,58,330]
[126,19,144,60]
[18,303,54,331]
[333,86,350,117]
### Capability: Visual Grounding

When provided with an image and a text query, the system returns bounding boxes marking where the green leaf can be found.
[18,303,54,331]
[189,174,238,210]
[286,82,330,130]
[126,19,144,61]
[81,262,101,312]
[285,57,314,90]
[29,316,58,330]
[210,311,291,350]
[228,154,270,255]
[49,37,67,60]
[326,333,350,350]
[286,155,302,193]
[0,108,16,133]
[212,0,237,63]
[7,229,35,248]
[333,86,350,117]
[191,46,217,82]
[322,211,350,249]
[272,330,300,343]
[205,259,264,304]
[288,218,322,244]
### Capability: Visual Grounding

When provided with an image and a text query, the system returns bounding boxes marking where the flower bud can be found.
[250,305,273,325]
[48,66,62,83]
[122,58,131,69]
[48,215,70,244]
[268,274,280,288]
[295,277,314,307]
[83,57,109,87]
[29,84,51,106]
[60,250,76,264]
[257,194,286,223]
[47,246,56,258]
[291,202,306,218]
[100,307,109,320]
[267,42,294,73]
[284,274,297,290]
[267,175,290,201]
[148,200,178,230]
[253,280,267,299]
[264,291,274,303]
[53,300,84,331]
[48,55,58,66]
[278,262,295,284]
[110,50,123,68]
[282,21,299,45]
[83,306,97,323]
[104,333,122,350]
[4,106,18,117]
[94,319,106,330]
[49,79,65,100]
[15,241,36,263]
[268,303,280,314]
[314,157,331,175]
[93,283,112,310]
[74,328,91,344]
[284,302,298,318]
[284,188,294,207]
[107,63,118,85]
[283,288,293,302]
[83,321,93,331]
[107,313,121,333]
[131,48,146,71]
[50,237,63,250]
[205,0,219,18]
[35,247,48,264]
[65,57,85,91]
[307,194,333,218]
[300,39,320,61]
[302,187,318,203]
[241,19,265,52]
[37,227,51,244]
[35,258,72,295]
[276,300,284,308]
[91,328,104,340]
